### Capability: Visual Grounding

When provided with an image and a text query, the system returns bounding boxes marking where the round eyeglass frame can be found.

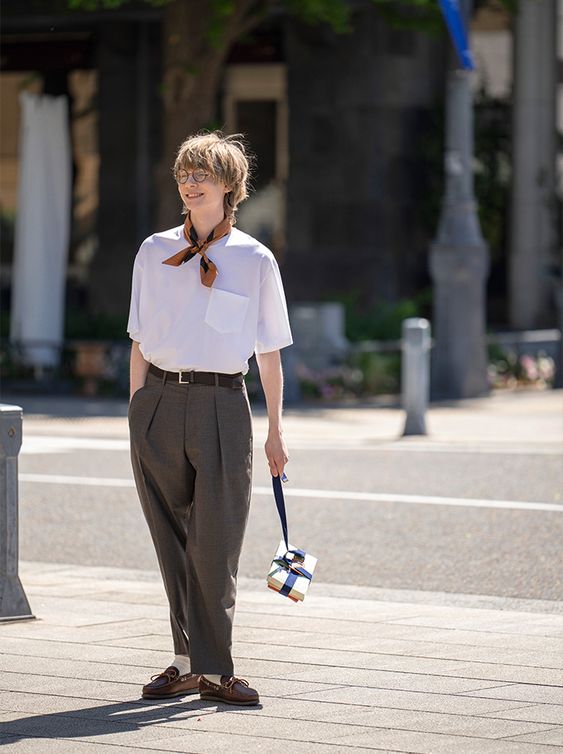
[175,168,210,184]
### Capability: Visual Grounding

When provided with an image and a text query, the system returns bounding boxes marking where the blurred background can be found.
[0,0,561,403]
[1,0,562,608]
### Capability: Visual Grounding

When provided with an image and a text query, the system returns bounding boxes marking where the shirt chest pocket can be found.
[204,287,250,334]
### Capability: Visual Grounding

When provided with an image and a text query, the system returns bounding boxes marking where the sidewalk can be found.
[1,562,562,753]
[7,386,563,451]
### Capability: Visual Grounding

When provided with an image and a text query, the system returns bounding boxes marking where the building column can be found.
[509,0,557,329]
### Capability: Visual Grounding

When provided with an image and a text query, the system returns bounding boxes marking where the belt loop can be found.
[161,368,167,386]
[214,373,219,386]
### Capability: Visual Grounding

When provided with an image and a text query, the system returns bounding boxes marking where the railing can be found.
[1,328,561,399]
[1,339,131,395]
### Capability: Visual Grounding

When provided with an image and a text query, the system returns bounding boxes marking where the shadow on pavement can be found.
[0,695,262,743]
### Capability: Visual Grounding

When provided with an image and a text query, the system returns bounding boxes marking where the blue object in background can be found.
[438,0,475,71]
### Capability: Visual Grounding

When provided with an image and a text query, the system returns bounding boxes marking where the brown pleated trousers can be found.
[128,368,253,675]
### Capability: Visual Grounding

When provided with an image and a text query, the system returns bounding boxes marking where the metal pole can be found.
[429,0,490,399]
[401,318,431,436]
[0,404,34,621]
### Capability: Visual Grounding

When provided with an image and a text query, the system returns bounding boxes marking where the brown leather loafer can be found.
[142,666,200,699]
[199,675,259,706]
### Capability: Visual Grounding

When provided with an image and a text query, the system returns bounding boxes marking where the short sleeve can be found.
[127,252,143,342]
[255,256,293,354]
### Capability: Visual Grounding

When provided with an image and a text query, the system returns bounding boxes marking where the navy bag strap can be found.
[272,473,289,551]
[271,474,312,585]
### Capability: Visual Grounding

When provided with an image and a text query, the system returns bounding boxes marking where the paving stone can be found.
[0,737,155,754]
[230,642,527,680]
[236,589,416,614]
[0,690,220,721]
[349,623,563,652]
[325,727,555,753]
[0,638,308,680]
[288,686,533,716]
[441,661,563,686]
[0,669,340,703]
[502,726,563,746]
[479,703,563,725]
[0,709,203,749]
[0,655,175,686]
[3,561,562,752]
[0,619,169,643]
[302,706,556,739]
[282,666,500,694]
[124,729,381,754]
[234,610,428,638]
[232,625,387,651]
[0,674,147,702]
[409,641,563,669]
[0,636,170,667]
[24,595,168,623]
[390,611,563,636]
[462,683,563,705]
[160,712,375,744]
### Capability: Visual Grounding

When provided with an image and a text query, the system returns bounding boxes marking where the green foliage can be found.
[207,0,236,50]
[67,0,170,8]
[0,312,10,339]
[326,289,432,342]
[284,0,352,33]
[64,309,128,339]
[370,0,443,34]
[473,85,511,264]
[348,350,401,395]
[65,0,518,40]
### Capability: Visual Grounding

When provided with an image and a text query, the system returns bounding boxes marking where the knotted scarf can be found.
[162,212,232,287]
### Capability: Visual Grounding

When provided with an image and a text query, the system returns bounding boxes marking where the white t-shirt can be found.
[127,224,293,375]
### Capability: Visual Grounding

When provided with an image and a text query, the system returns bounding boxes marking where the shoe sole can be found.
[200,693,259,706]
[142,688,200,699]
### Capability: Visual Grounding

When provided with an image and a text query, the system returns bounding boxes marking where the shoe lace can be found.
[150,668,178,683]
[224,676,250,690]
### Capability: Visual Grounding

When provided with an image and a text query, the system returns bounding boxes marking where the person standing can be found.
[127,131,293,706]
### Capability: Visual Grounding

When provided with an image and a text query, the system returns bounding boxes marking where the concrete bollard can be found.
[401,319,431,436]
[0,403,34,622]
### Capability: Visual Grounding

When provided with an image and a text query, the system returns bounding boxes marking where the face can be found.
[176,166,230,215]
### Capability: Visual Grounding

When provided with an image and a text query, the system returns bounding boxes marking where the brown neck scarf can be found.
[162,212,232,287]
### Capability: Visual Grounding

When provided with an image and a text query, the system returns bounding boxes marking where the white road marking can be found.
[19,473,562,512]
[21,473,135,488]
[21,437,130,454]
[20,435,562,456]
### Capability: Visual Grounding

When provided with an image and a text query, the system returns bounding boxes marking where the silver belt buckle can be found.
[178,370,194,384]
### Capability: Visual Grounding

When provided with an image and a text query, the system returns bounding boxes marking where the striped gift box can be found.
[267,539,317,602]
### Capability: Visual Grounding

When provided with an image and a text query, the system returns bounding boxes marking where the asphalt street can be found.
[7,388,563,604]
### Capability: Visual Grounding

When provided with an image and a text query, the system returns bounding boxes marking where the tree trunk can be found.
[156,0,265,229]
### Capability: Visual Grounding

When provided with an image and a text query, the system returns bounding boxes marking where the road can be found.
[8,388,563,604]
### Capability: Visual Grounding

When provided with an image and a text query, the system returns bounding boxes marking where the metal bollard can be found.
[0,403,34,621]
[401,319,431,436]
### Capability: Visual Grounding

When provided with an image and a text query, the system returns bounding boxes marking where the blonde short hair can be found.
[173,130,253,223]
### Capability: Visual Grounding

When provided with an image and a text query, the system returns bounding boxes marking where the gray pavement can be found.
[10,387,563,599]
[0,562,562,753]
[1,387,562,751]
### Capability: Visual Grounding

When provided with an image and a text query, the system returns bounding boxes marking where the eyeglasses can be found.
[175,168,210,184]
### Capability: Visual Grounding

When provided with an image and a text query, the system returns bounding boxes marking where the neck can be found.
[189,207,226,241]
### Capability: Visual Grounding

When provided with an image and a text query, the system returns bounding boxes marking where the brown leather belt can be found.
[148,363,244,388]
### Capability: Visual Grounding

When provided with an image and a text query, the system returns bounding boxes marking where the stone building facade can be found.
[1,1,445,334]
